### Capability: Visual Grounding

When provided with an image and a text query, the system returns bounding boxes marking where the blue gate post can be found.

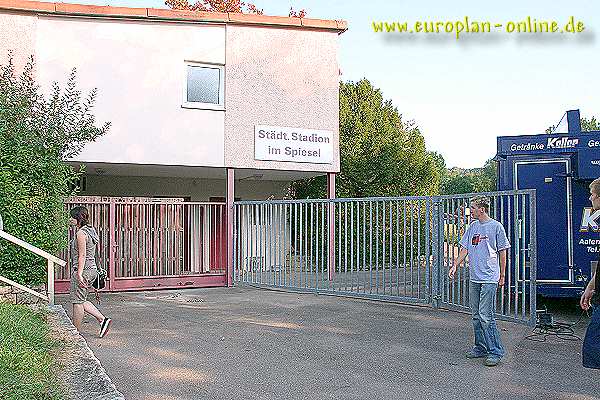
[226,168,235,287]
[425,198,431,305]
[430,197,442,308]
[327,173,336,282]
[233,204,238,284]
[528,190,538,326]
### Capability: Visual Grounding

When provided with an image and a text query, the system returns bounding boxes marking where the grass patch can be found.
[0,303,64,400]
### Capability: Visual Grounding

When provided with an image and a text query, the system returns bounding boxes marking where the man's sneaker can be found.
[99,318,112,338]
[465,349,487,359]
[484,356,501,367]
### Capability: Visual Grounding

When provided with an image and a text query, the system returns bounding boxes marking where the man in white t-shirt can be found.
[449,196,510,367]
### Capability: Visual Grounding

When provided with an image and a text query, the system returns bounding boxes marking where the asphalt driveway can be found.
[58,287,599,400]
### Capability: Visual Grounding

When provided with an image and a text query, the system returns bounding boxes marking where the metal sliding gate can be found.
[233,190,537,325]
[57,197,227,293]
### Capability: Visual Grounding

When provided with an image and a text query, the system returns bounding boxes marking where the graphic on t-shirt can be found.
[471,234,489,246]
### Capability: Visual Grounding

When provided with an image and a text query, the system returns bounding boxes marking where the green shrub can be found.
[0,53,109,285]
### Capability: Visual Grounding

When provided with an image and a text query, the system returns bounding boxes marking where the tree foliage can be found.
[439,158,497,195]
[292,79,441,199]
[165,0,306,17]
[0,54,109,285]
[581,117,600,132]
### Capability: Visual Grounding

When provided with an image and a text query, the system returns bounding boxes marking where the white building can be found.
[0,0,346,291]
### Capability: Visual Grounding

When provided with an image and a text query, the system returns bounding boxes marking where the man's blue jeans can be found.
[583,303,600,369]
[469,282,505,358]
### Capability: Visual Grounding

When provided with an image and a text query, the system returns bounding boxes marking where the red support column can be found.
[226,168,235,287]
[108,200,116,291]
[327,172,336,281]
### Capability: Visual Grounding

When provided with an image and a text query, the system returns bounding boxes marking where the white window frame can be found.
[182,61,225,111]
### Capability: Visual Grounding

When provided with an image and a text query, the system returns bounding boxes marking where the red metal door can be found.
[209,197,227,273]
[58,197,227,293]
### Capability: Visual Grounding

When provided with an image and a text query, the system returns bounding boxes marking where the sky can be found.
[73,0,600,168]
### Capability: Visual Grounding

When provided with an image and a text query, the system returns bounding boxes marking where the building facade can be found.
[0,0,346,291]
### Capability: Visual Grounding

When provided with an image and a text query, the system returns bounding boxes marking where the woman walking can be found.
[69,206,112,338]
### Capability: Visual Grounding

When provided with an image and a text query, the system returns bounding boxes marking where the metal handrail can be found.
[0,228,66,305]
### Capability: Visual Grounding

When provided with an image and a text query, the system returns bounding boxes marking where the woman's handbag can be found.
[91,267,106,290]
[91,253,107,303]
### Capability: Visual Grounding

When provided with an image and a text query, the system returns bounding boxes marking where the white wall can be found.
[225,25,341,173]
[84,175,290,201]
[35,16,226,167]
[0,11,37,73]
[2,11,342,175]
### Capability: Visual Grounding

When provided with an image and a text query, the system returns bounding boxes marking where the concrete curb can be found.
[47,305,125,400]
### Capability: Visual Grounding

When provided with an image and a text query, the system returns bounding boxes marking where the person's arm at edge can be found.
[581,263,597,310]
[76,230,87,288]
[449,247,468,279]
[497,224,510,287]
[498,249,507,287]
